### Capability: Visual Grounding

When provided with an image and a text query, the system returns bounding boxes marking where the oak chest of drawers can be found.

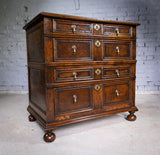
[23,12,140,142]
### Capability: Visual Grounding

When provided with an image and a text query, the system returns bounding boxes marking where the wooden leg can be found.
[43,131,56,143]
[127,111,137,121]
[28,114,36,122]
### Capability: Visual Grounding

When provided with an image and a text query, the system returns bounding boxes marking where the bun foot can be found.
[44,132,56,142]
[127,111,137,121]
[28,114,36,122]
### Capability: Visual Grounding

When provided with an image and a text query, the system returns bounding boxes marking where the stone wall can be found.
[0,0,160,93]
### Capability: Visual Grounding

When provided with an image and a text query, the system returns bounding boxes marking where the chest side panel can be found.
[26,21,44,63]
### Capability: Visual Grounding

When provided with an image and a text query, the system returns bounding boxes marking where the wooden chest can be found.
[23,12,140,142]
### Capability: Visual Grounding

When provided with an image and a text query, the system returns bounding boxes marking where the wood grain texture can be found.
[26,21,44,62]
[24,12,140,142]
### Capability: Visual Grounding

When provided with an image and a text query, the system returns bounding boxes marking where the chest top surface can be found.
[23,12,140,30]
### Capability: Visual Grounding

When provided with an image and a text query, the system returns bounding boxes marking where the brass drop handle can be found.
[115,69,120,77]
[71,25,76,33]
[115,89,120,97]
[73,95,77,103]
[115,28,119,36]
[73,72,77,79]
[72,45,77,55]
[116,46,120,55]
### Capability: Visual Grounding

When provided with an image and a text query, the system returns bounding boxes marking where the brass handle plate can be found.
[94,85,101,91]
[115,89,120,97]
[71,25,76,33]
[95,40,101,47]
[72,45,77,55]
[115,28,119,36]
[95,69,101,75]
[73,95,77,103]
[116,46,120,55]
[73,72,77,80]
[94,24,100,31]
[115,69,120,77]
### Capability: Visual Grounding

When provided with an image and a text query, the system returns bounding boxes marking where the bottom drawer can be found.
[51,79,133,121]
[103,83,129,104]
[55,85,94,120]
[102,81,131,111]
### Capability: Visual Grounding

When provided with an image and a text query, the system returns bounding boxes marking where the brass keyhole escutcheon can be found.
[95,40,101,47]
[95,69,101,75]
[73,95,77,103]
[115,28,119,36]
[71,25,76,33]
[94,85,101,91]
[94,24,100,31]
[72,45,77,55]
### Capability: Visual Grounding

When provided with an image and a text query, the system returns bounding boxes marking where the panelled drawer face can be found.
[56,86,93,115]
[103,41,131,59]
[54,39,93,61]
[53,19,93,34]
[103,67,131,79]
[103,24,131,37]
[103,83,130,105]
[55,68,93,82]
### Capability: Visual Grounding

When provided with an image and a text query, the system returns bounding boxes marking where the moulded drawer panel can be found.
[54,39,93,61]
[103,24,132,37]
[55,86,93,115]
[103,41,131,59]
[53,19,93,34]
[103,82,130,105]
[55,68,93,82]
[103,66,131,79]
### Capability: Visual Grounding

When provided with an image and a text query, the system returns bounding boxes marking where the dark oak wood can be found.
[53,19,93,34]
[24,12,140,142]
[54,38,93,61]
[43,131,56,142]
[23,12,140,30]
[103,41,131,59]
[127,111,137,121]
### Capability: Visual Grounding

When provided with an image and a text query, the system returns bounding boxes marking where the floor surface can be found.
[0,94,160,155]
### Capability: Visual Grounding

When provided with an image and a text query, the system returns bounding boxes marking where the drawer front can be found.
[55,86,93,116]
[55,68,93,82]
[47,66,133,83]
[103,66,131,79]
[103,41,131,59]
[103,82,130,105]
[103,24,131,37]
[54,39,93,61]
[53,19,93,34]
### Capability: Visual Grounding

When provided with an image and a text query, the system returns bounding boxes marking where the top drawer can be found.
[53,19,93,34]
[52,19,133,37]
[103,24,131,37]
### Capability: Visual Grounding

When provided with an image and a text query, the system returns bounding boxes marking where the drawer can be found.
[103,41,131,59]
[103,82,130,105]
[53,19,92,34]
[55,85,93,116]
[55,68,93,82]
[103,66,131,79]
[103,24,132,37]
[54,39,93,61]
